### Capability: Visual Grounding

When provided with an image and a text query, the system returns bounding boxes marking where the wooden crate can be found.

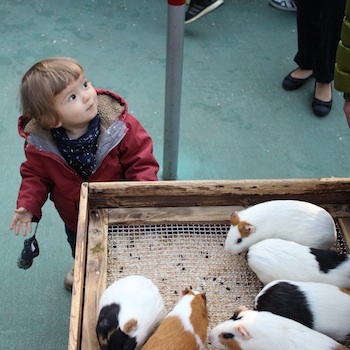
[68,178,350,350]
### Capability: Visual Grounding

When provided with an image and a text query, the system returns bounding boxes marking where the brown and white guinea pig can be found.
[209,306,348,350]
[224,200,336,255]
[254,280,350,341]
[96,275,167,350]
[247,238,350,288]
[141,288,209,350]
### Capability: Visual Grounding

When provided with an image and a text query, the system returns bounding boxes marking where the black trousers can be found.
[294,0,346,83]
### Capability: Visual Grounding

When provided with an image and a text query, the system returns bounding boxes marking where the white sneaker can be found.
[269,0,297,11]
[185,0,224,24]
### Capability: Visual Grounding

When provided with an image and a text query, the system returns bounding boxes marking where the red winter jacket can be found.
[16,88,159,233]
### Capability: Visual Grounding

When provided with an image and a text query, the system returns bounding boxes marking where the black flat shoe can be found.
[282,69,313,91]
[312,97,332,117]
[312,83,332,117]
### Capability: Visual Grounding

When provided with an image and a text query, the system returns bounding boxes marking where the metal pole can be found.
[163,0,186,180]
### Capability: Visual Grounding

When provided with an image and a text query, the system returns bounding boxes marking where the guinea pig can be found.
[96,275,167,350]
[247,238,350,288]
[209,306,348,350]
[254,279,350,341]
[224,200,336,255]
[141,288,209,350]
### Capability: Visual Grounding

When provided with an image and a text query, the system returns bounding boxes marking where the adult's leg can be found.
[313,0,346,83]
[294,0,319,70]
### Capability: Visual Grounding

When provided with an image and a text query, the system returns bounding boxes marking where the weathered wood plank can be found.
[81,209,108,350]
[87,178,350,209]
[339,218,350,251]
[108,206,241,225]
[322,204,350,219]
[68,183,89,350]
[108,204,350,225]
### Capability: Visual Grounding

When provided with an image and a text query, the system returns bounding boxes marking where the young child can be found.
[9,57,159,290]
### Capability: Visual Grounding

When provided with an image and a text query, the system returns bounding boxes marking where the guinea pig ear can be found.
[230,211,240,226]
[242,224,256,235]
[197,292,207,310]
[231,306,248,320]
[182,288,191,296]
[236,324,250,340]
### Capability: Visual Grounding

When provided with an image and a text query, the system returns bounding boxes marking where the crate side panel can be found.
[87,179,350,209]
[68,183,89,350]
[81,209,108,350]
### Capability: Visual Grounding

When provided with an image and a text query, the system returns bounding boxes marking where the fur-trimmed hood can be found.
[18,88,128,167]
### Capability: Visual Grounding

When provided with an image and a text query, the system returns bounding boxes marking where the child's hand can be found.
[10,208,34,236]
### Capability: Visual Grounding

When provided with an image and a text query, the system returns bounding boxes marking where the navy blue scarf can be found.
[51,114,100,179]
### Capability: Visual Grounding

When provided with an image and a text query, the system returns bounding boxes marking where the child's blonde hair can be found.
[20,57,84,128]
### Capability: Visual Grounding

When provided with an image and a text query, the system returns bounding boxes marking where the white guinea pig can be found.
[141,288,209,350]
[209,306,348,350]
[96,275,167,350]
[247,238,350,288]
[254,280,350,341]
[224,200,336,255]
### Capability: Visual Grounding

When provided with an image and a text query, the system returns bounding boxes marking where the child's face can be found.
[54,73,98,132]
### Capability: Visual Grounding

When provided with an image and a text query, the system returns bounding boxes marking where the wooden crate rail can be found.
[68,178,350,350]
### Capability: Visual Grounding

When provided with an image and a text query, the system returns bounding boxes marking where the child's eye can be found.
[69,94,76,102]
[83,81,88,88]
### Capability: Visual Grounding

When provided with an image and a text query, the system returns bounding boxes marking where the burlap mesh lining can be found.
[106,222,349,349]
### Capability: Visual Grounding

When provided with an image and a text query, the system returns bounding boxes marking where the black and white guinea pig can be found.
[224,200,336,255]
[247,238,350,288]
[96,275,167,350]
[209,306,348,350]
[254,279,350,341]
[141,288,209,350]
